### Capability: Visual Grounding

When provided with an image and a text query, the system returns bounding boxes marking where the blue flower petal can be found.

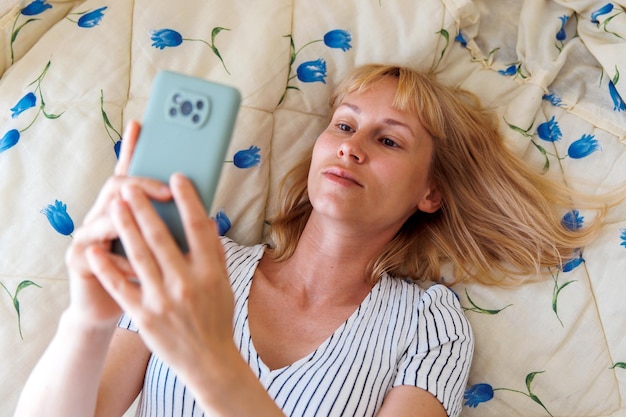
[296,58,327,84]
[77,6,107,28]
[556,15,569,41]
[10,92,37,118]
[498,64,518,76]
[591,3,614,24]
[561,210,584,231]
[21,0,52,16]
[150,29,183,49]
[323,29,352,51]
[609,80,626,112]
[561,249,584,272]
[455,31,467,47]
[542,92,562,106]
[214,209,231,236]
[233,146,261,168]
[114,140,122,159]
[0,129,20,153]
[620,228,626,248]
[464,383,494,408]
[41,200,75,236]
[537,116,562,142]
[568,134,601,159]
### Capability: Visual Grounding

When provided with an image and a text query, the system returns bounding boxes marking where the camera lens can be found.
[196,100,204,110]
[181,101,193,115]
[172,94,182,104]
[169,107,177,116]
[192,114,200,123]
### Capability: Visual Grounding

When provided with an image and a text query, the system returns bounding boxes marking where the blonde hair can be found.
[268,64,617,285]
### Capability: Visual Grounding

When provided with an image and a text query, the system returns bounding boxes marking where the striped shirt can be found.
[118,237,473,417]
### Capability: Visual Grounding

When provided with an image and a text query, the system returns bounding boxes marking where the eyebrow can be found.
[337,102,416,138]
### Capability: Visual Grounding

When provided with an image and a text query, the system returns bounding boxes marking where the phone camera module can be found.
[181,101,193,116]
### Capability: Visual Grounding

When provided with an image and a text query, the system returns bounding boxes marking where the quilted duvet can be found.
[1,0,625,416]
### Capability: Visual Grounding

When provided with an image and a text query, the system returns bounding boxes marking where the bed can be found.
[1,0,625,415]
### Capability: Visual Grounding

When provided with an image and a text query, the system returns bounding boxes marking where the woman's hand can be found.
[65,121,172,326]
[85,170,236,382]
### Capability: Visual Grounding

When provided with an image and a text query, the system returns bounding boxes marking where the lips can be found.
[322,167,363,187]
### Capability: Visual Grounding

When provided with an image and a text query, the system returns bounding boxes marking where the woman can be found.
[15,65,605,417]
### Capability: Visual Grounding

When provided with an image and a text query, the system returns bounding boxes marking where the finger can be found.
[86,245,142,313]
[115,120,142,176]
[110,194,164,288]
[83,176,172,225]
[115,185,183,288]
[170,173,221,258]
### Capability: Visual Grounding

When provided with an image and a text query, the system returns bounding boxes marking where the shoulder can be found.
[383,277,465,314]
[219,236,267,286]
[220,236,266,267]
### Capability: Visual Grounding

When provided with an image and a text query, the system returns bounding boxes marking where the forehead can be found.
[337,79,421,125]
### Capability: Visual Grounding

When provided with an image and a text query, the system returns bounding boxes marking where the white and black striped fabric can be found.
[118,237,473,417]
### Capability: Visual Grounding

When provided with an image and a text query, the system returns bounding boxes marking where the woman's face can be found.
[308,77,441,236]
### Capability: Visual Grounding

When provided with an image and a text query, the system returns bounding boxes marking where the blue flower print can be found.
[21,0,51,16]
[609,80,626,112]
[561,210,584,231]
[0,129,20,153]
[150,28,183,49]
[556,15,569,41]
[561,248,584,272]
[10,92,36,118]
[591,3,614,24]
[233,146,261,168]
[297,59,327,84]
[543,92,562,106]
[10,0,52,64]
[537,116,562,142]
[214,209,231,236]
[100,90,122,158]
[74,6,107,28]
[498,64,518,76]
[465,373,554,415]
[41,200,74,236]
[323,29,352,51]
[114,140,122,158]
[149,27,232,74]
[568,134,601,159]
[620,228,626,248]
[464,383,494,407]
[455,31,467,47]
[279,29,352,105]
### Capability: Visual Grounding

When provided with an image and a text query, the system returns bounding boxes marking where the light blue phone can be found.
[114,70,241,254]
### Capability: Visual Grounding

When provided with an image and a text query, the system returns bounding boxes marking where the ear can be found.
[417,186,442,214]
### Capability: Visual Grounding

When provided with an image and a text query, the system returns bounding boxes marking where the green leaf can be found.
[211,26,230,44]
[613,66,620,85]
[525,371,544,393]
[15,280,42,294]
[531,141,550,172]
[11,18,39,43]
[464,289,512,315]
[436,29,450,64]
[503,117,534,137]
[552,279,575,313]
[611,362,626,369]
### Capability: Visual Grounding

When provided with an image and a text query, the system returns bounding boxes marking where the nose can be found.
[337,135,365,163]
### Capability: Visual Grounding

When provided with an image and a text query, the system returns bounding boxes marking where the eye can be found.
[337,123,354,132]
[380,137,398,148]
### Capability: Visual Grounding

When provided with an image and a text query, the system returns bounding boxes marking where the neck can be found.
[263,212,395,305]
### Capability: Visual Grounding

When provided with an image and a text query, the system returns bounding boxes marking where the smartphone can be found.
[113,70,241,254]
